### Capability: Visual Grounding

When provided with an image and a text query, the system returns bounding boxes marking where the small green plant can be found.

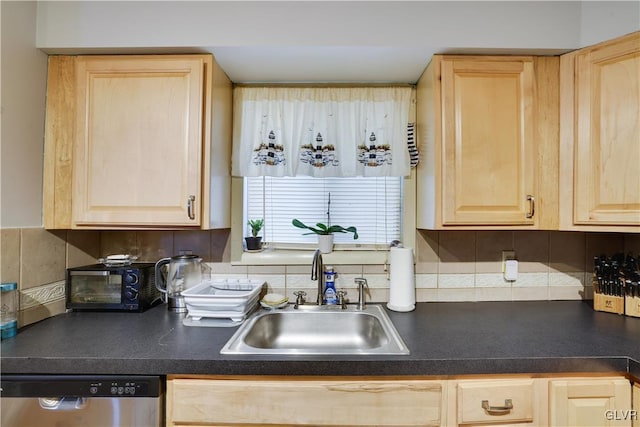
[292,219,358,239]
[247,219,264,237]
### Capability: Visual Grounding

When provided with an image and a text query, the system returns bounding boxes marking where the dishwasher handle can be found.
[39,397,88,411]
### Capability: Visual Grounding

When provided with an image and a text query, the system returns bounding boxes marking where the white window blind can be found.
[244,176,403,248]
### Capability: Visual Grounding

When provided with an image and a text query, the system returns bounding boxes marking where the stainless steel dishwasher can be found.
[0,375,163,427]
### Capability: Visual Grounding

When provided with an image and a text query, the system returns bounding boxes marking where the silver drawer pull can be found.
[526,195,535,219]
[187,195,196,220]
[481,399,513,415]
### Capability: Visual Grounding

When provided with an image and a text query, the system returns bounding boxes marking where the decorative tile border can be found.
[20,280,65,310]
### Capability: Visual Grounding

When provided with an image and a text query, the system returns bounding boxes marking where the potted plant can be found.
[291,194,358,253]
[245,219,264,251]
[291,219,358,253]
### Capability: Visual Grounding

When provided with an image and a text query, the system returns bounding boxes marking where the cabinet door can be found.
[168,378,443,426]
[634,382,639,427]
[549,378,632,427]
[73,56,206,227]
[561,32,640,229]
[440,57,536,225]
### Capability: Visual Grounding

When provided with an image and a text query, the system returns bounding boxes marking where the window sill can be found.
[232,248,390,266]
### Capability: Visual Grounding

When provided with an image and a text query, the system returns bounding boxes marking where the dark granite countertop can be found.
[2,301,639,379]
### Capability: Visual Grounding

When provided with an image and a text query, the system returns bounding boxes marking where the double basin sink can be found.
[221,304,409,355]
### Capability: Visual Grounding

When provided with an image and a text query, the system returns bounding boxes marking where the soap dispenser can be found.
[323,266,338,305]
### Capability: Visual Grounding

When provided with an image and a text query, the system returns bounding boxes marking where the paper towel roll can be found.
[387,247,416,312]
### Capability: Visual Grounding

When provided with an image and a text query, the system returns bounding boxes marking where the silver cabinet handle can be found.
[187,195,196,220]
[482,399,513,415]
[526,195,535,219]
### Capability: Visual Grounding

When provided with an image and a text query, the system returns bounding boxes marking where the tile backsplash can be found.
[1,227,638,325]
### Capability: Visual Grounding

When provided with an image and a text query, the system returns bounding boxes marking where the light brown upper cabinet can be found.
[43,54,232,229]
[560,32,640,232]
[416,55,559,229]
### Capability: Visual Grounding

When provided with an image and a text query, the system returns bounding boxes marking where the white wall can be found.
[1,1,48,227]
[35,1,582,50]
[580,1,640,47]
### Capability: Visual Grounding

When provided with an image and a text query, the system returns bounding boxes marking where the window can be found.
[244,176,403,249]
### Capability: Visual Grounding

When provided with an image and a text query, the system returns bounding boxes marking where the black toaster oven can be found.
[66,263,161,312]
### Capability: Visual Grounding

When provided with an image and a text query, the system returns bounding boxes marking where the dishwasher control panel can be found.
[1,375,161,397]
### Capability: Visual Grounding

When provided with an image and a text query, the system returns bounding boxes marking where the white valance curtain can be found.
[232,86,412,177]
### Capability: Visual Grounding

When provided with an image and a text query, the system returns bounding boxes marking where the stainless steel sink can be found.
[220,304,409,355]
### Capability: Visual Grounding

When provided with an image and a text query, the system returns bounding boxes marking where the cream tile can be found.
[512,286,549,301]
[476,287,512,302]
[19,298,66,328]
[209,262,248,275]
[66,230,100,268]
[549,272,585,287]
[101,231,138,257]
[415,229,438,273]
[415,274,438,289]
[363,264,386,274]
[286,265,313,274]
[475,231,513,273]
[512,272,549,287]
[437,288,476,302]
[174,230,211,261]
[335,265,365,274]
[211,229,231,263]
[334,273,363,290]
[248,274,286,289]
[20,228,66,289]
[514,231,549,273]
[438,273,474,288]
[136,231,173,262]
[1,228,20,283]
[475,273,510,288]
[363,274,389,288]
[368,288,389,303]
[438,231,475,274]
[286,274,316,288]
[248,265,286,275]
[549,285,587,300]
[549,231,585,273]
[415,288,438,302]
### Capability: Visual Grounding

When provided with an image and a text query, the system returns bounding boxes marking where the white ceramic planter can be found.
[317,234,334,254]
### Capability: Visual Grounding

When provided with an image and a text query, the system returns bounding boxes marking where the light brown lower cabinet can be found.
[446,379,547,426]
[167,377,445,426]
[549,378,632,427]
[166,375,633,427]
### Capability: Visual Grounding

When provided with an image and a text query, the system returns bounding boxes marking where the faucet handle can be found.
[354,277,369,289]
[293,290,307,308]
[337,291,348,309]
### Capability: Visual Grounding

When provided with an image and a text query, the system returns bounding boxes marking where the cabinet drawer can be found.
[457,380,535,424]
[169,378,443,426]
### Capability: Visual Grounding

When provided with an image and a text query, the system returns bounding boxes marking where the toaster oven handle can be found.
[69,271,110,276]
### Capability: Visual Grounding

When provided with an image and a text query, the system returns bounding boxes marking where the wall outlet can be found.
[502,250,517,281]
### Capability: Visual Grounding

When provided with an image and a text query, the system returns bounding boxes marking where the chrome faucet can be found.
[311,249,324,305]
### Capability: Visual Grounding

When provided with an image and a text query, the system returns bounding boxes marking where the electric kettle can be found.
[155,254,204,312]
